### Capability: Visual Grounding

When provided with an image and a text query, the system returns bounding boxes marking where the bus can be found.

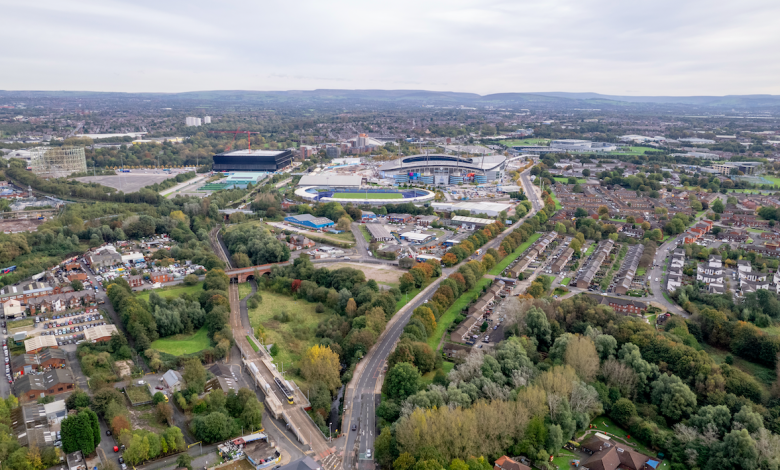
[274,377,294,404]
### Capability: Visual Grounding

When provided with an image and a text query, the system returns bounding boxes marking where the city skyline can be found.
[2,0,779,96]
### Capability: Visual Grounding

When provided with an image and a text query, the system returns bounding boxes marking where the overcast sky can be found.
[2,0,779,96]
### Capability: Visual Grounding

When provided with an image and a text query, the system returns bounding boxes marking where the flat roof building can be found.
[366,224,394,242]
[284,214,335,229]
[213,150,293,172]
[297,174,362,188]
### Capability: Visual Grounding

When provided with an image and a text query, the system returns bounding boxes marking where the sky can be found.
[1,0,779,96]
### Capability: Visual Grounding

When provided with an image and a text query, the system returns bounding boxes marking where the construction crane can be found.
[209,129,261,152]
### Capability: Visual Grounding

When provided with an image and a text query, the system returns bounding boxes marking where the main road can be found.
[340,167,543,469]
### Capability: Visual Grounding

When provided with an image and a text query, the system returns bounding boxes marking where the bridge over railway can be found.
[208,228,335,462]
[224,261,291,282]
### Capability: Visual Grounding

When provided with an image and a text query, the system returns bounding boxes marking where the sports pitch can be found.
[331,192,403,199]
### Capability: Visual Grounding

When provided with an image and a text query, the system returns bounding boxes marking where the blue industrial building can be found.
[284,214,335,229]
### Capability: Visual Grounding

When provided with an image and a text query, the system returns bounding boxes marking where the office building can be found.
[203,116,211,124]
[186,117,202,127]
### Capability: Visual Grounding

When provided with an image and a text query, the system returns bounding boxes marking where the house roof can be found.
[494,456,531,470]
[15,369,74,393]
[582,445,653,470]
[163,369,183,386]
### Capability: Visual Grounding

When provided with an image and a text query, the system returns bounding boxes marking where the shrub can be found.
[315,303,325,313]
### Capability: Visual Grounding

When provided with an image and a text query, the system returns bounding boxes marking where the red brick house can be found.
[150,272,173,284]
[128,275,144,288]
[15,369,75,403]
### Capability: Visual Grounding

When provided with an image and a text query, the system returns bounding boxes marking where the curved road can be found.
[340,168,543,469]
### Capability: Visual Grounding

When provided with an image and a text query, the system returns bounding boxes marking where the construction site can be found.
[30,146,87,178]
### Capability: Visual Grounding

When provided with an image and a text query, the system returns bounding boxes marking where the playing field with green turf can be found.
[151,327,210,356]
[331,192,403,199]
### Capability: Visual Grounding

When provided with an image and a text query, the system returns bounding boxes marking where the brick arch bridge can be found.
[225,261,291,283]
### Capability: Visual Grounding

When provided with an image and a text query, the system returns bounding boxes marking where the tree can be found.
[574,208,588,218]
[157,402,174,425]
[375,427,397,468]
[176,454,193,470]
[564,335,599,382]
[650,374,696,421]
[71,280,84,291]
[610,398,636,426]
[241,398,264,430]
[582,169,590,177]
[191,412,235,443]
[61,409,100,456]
[204,269,229,292]
[183,274,199,286]
[153,392,166,404]
[183,359,207,394]
[384,362,420,400]
[712,199,725,214]
[65,389,91,410]
[569,239,582,254]
[525,307,551,347]
[300,345,341,393]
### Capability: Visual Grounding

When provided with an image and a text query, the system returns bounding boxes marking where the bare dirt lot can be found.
[0,218,45,233]
[327,262,403,285]
[74,173,174,192]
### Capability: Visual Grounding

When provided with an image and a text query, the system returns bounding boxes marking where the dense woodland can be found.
[374,294,780,470]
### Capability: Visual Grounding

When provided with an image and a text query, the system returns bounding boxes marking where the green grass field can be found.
[703,344,775,387]
[332,192,403,199]
[238,283,253,300]
[584,243,597,257]
[135,282,204,302]
[502,138,550,146]
[420,361,455,387]
[359,225,372,243]
[151,327,211,356]
[429,277,492,351]
[248,290,329,388]
[610,146,660,156]
[560,277,571,285]
[489,232,542,275]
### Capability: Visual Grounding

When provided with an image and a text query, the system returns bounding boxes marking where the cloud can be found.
[1,0,778,95]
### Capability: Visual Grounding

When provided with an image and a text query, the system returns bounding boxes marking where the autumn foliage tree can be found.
[300,344,341,393]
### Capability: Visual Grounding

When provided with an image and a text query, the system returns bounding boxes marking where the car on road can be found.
[655,278,659,282]
[351,424,357,431]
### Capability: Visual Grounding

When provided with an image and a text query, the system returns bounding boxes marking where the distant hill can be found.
[1,89,779,109]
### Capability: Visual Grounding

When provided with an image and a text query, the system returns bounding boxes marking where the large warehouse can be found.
[378,154,507,184]
[212,149,293,172]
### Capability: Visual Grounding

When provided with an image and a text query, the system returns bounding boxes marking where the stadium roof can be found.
[378,154,505,172]
[298,174,362,187]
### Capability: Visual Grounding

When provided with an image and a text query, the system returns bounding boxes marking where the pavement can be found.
[340,167,544,470]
